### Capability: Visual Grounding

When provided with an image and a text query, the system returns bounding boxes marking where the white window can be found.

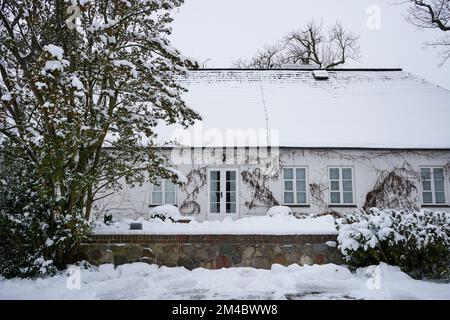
[329,167,354,205]
[151,179,176,205]
[282,167,308,204]
[420,167,446,204]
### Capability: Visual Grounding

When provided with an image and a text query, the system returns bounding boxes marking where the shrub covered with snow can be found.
[336,208,450,279]
[266,206,293,217]
[149,205,183,222]
[0,145,91,278]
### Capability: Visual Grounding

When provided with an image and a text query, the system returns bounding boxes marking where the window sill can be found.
[283,204,310,208]
[328,204,357,208]
[421,204,450,208]
[148,204,178,207]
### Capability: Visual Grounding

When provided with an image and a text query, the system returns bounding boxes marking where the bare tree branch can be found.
[232,19,360,69]
[232,42,287,68]
[405,0,450,64]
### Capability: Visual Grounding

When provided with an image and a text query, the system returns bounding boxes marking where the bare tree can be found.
[232,43,288,68]
[284,20,324,66]
[232,20,360,69]
[405,0,450,64]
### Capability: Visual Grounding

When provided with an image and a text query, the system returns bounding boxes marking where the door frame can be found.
[206,167,240,219]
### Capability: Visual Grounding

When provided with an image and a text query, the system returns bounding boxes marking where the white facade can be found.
[93,147,450,221]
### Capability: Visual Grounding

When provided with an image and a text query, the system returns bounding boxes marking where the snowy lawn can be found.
[94,214,337,235]
[1,262,449,300]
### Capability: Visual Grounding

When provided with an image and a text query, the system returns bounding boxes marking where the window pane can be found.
[330,168,339,179]
[421,168,430,180]
[165,192,175,204]
[226,181,236,192]
[422,192,432,203]
[435,192,446,203]
[284,192,294,203]
[422,180,432,191]
[342,168,352,180]
[343,180,352,192]
[296,192,307,204]
[283,168,293,179]
[152,192,162,203]
[434,180,444,192]
[284,181,293,191]
[226,203,236,213]
[210,202,220,213]
[330,181,340,191]
[210,192,220,203]
[343,192,353,204]
[296,180,306,192]
[226,171,236,180]
[210,180,220,192]
[226,192,236,202]
[296,168,305,179]
[165,180,175,192]
[433,168,444,180]
[210,171,220,181]
[330,192,340,203]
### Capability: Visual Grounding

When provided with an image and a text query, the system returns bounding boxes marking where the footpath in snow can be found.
[1,262,449,300]
[93,214,338,235]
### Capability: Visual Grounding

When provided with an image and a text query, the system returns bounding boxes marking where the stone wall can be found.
[78,234,342,270]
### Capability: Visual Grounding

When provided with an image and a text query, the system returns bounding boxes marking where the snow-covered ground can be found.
[1,262,449,300]
[93,214,337,235]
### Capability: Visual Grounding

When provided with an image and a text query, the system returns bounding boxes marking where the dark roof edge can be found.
[102,146,450,152]
[189,68,403,72]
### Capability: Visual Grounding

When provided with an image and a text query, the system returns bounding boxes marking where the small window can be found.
[421,167,446,205]
[151,179,176,205]
[282,167,308,204]
[328,167,354,205]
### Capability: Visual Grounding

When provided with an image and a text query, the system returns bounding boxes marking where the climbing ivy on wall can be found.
[241,168,279,209]
[179,167,207,215]
[363,164,419,211]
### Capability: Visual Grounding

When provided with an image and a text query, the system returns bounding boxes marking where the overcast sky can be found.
[170,0,450,90]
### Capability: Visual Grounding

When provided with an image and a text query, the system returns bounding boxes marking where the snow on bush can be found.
[266,206,293,217]
[336,208,450,279]
[149,205,183,222]
[43,44,64,60]
[166,167,188,184]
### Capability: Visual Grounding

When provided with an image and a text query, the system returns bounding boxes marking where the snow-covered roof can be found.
[158,68,450,149]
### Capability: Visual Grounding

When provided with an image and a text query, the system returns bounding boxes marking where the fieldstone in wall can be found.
[216,255,232,268]
[181,244,197,256]
[140,257,155,265]
[242,247,255,259]
[177,256,201,270]
[300,255,314,266]
[273,253,287,265]
[312,243,329,254]
[254,256,271,269]
[142,248,154,259]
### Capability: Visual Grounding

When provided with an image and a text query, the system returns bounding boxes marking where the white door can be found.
[208,169,238,216]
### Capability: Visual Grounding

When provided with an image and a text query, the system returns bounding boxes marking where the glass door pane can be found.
[226,170,237,213]
[209,171,220,213]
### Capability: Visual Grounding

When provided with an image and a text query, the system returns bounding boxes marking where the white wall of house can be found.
[92,148,450,221]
